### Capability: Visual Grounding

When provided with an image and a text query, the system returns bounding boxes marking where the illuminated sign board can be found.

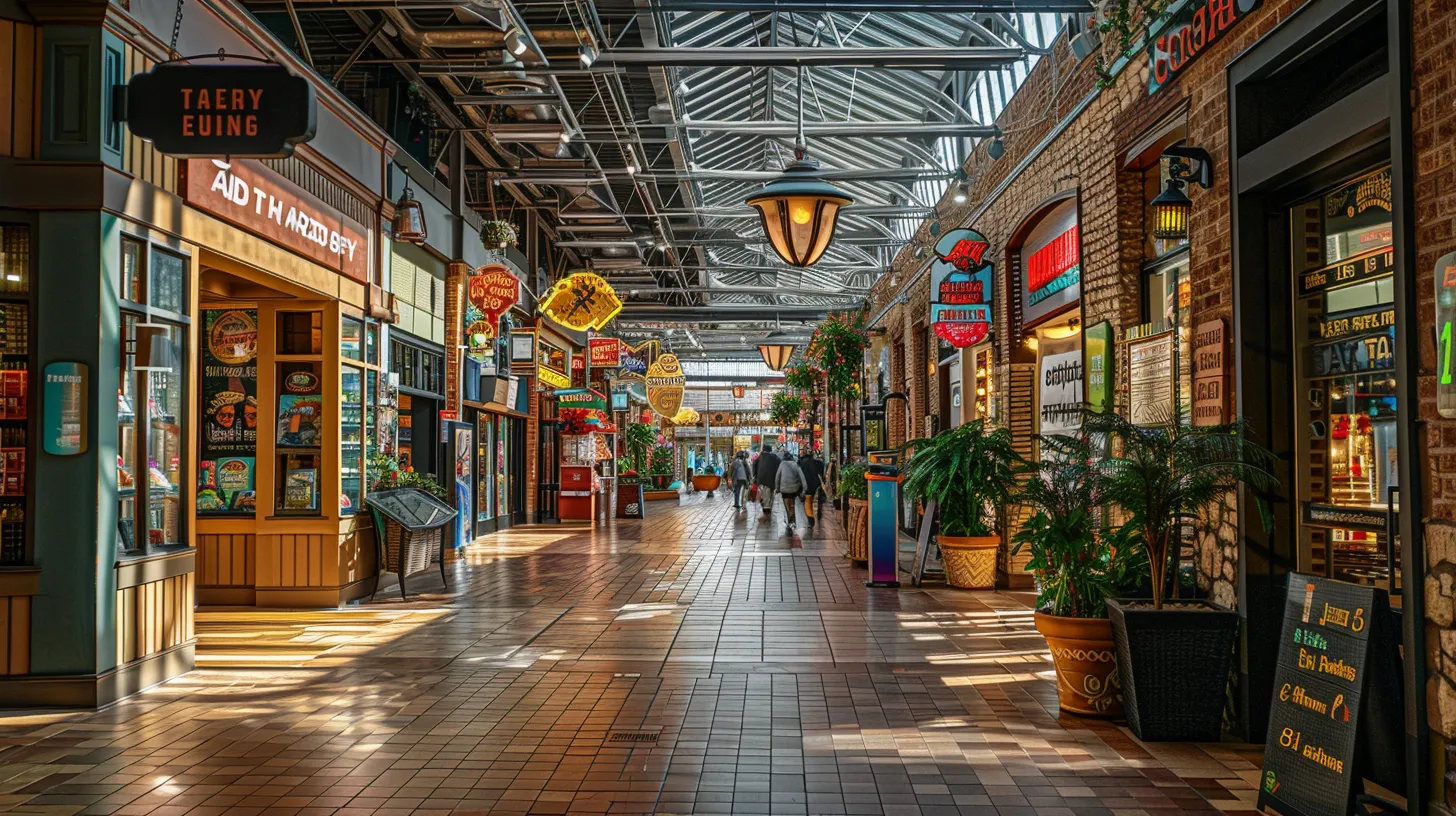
[1020,201,1081,327]
[1148,0,1263,95]
[930,229,995,348]
[540,272,623,331]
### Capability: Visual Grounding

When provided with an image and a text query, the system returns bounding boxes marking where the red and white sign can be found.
[1020,200,1081,328]
[589,337,622,367]
[468,265,520,324]
[184,158,370,282]
[930,229,995,348]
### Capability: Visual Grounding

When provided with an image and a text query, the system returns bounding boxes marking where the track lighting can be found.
[578,45,597,67]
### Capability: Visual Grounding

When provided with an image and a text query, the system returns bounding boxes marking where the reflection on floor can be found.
[0,494,1262,815]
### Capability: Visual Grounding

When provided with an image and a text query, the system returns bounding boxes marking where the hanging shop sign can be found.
[617,340,659,382]
[468,266,520,324]
[509,327,537,375]
[1082,321,1113,414]
[646,353,687,417]
[1258,574,1389,816]
[42,362,87,456]
[125,63,317,158]
[1036,335,1082,437]
[536,335,571,390]
[1192,320,1229,426]
[540,272,623,331]
[1021,204,1081,328]
[1128,331,1176,426]
[1439,251,1456,418]
[1309,328,1394,379]
[184,158,369,282]
[929,229,995,348]
[589,337,622,368]
[1148,0,1263,94]
[1298,247,1395,298]
[570,353,588,388]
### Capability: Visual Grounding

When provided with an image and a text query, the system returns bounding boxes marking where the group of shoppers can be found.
[729,445,825,536]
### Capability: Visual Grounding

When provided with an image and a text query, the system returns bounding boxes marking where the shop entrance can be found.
[1228,0,1424,795]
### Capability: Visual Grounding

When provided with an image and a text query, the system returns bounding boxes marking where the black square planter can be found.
[1106,598,1238,742]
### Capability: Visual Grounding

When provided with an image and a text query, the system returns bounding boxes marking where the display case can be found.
[341,367,363,514]
[0,227,30,565]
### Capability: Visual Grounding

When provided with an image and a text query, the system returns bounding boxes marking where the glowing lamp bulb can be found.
[791,205,813,225]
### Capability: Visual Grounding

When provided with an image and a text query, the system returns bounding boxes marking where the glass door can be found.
[476,412,495,533]
[1289,166,1399,597]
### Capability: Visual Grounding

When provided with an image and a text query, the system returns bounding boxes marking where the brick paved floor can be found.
[0,495,1262,816]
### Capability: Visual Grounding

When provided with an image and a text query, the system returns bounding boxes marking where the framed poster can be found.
[1128,331,1176,426]
[1036,334,1083,437]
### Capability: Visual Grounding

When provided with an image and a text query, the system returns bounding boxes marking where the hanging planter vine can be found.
[806,313,868,402]
[1092,0,1175,87]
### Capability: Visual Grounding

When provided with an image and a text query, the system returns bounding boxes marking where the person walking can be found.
[730,450,751,509]
[753,444,781,519]
[775,451,806,536]
[798,451,824,531]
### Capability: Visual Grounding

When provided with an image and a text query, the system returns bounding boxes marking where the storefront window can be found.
[341,365,364,514]
[342,316,364,362]
[1291,166,1396,586]
[276,335,323,514]
[118,313,189,551]
[477,414,494,522]
[497,415,508,514]
[198,309,259,515]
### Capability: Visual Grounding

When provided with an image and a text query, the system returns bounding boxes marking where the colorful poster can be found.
[454,427,473,549]
[277,395,323,447]
[1083,321,1114,414]
[589,336,622,368]
[201,309,258,457]
[197,456,256,513]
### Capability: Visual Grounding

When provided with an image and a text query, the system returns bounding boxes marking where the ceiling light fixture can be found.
[744,66,852,268]
[504,28,529,57]
[558,130,572,144]
[952,183,968,204]
[578,44,597,67]
[987,136,1005,160]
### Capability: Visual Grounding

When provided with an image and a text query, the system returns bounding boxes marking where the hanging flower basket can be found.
[480,220,518,249]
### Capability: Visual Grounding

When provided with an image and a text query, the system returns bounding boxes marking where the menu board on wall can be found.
[198,309,258,512]
[1128,331,1175,426]
[1258,574,1388,816]
[1036,334,1082,437]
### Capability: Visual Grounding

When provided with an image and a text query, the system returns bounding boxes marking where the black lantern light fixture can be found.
[1150,145,1213,242]
[758,330,797,371]
[391,185,428,244]
[745,68,853,268]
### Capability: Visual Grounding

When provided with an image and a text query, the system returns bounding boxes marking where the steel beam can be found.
[663,120,999,138]
[454,94,563,106]
[593,46,1024,69]
[620,0,1091,9]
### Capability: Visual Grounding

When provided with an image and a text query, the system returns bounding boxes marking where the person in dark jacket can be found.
[798,452,825,530]
[753,444,781,518]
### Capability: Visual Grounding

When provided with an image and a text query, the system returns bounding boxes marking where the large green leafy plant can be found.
[648,444,675,475]
[623,422,656,474]
[838,461,869,500]
[902,420,1021,537]
[769,392,805,427]
[783,363,822,393]
[806,313,868,400]
[1012,434,1115,618]
[1084,409,1277,610]
[368,451,448,499]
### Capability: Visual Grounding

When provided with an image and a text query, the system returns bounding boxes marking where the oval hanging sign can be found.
[540,272,623,331]
[126,63,317,158]
[646,353,686,417]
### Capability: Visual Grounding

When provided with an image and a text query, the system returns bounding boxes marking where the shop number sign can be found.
[1258,574,1388,816]
[1437,251,1456,417]
[126,63,317,158]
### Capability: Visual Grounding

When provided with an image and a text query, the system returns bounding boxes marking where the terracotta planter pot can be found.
[938,535,998,589]
[692,474,722,495]
[1034,611,1123,718]
[846,497,868,562]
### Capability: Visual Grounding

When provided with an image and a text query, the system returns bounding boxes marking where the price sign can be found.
[1258,574,1386,816]
[1437,251,1456,417]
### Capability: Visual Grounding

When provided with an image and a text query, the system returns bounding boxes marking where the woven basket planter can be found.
[1035,612,1122,718]
[846,497,868,562]
[1107,598,1237,741]
[385,522,439,577]
[939,535,998,589]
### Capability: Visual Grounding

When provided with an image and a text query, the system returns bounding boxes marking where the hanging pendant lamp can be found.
[745,67,853,268]
[391,186,428,244]
[758,331,797,371]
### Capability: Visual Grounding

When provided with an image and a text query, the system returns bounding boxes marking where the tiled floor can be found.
[0,494,1262,815]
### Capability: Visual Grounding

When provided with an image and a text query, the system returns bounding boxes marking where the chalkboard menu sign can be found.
[1258,574,1388,816]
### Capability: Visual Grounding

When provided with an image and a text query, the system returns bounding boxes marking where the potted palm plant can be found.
[839,461,869,562]
[901,420,1021,589]
[1011,433,1135,718]
[1086,409,1277,741]
[623,422,656,476]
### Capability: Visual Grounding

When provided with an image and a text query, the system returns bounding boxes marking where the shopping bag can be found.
[748,484,759,502]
